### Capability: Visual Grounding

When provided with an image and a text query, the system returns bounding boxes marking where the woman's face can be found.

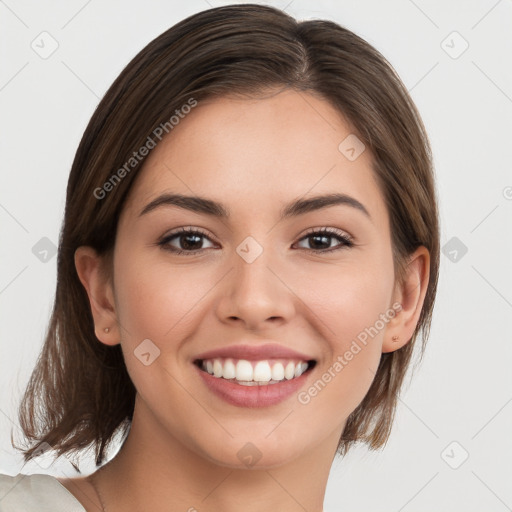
[109,89,403,468]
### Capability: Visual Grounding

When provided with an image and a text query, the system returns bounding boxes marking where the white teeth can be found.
[223,359,236,379]
[271,362,285,381]
[253,361,272,382]
[294,361,309,378]
[284,362,296,380]
[236,360,253,381]
[213,359,223,378]
[200,357,312,384]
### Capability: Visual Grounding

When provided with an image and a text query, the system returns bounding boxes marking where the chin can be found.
[195,432,308,470]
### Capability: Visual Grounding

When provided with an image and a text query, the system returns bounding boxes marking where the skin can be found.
[63,89,430,511]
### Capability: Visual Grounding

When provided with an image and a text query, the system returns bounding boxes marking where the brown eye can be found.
[158,227,216,255]
[295,228,353,252]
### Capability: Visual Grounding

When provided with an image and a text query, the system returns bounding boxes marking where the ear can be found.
[74,246,120,346]
[382,246,430,353]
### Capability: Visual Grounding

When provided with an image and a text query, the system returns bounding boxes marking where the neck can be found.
[94,395,341,512]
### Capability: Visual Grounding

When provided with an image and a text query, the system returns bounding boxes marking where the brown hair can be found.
[13,3,439,468]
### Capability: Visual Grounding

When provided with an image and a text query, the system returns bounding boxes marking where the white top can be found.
[0,473,86,512]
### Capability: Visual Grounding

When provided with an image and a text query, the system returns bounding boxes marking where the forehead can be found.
[121,89,386,225]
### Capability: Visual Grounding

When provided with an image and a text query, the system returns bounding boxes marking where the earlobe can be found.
[74,246,120,346]
[382,246,430,353]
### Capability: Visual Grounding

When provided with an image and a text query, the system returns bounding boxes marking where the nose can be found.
[215,246,296,331]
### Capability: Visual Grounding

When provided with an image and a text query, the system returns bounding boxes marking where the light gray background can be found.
[1,1,511,510]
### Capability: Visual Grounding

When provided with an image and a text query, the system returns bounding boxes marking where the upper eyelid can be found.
[300,226,352,240]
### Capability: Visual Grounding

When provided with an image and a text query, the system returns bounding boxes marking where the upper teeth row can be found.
[201,358,309,382]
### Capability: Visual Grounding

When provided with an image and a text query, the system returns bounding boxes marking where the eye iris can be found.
[180,233,202,250]
[309,234,331,249]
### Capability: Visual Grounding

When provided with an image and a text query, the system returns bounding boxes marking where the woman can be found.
[0,3,439,511]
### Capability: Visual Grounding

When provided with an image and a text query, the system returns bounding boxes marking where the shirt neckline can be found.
[53,476,88,510]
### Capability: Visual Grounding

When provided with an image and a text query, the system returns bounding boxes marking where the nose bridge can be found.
[216,237,294,327]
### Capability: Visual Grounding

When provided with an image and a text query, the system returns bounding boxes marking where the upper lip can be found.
[194,343,315,362]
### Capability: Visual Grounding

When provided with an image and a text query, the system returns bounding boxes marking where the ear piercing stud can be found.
[104,327,110,333]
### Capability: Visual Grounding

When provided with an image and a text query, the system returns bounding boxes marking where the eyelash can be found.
[156,226,354,256]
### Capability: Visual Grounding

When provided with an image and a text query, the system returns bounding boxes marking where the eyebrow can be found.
[138,192,371,221]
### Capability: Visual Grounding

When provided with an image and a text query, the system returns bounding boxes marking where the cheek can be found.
[289,256,394,412]
[113,250,218,341]
[290,254,395,348]
[111,252,217,401]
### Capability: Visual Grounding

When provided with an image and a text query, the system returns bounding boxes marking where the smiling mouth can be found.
[194,358,316,386]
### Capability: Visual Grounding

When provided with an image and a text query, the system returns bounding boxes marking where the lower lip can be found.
[195,364,313,408]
